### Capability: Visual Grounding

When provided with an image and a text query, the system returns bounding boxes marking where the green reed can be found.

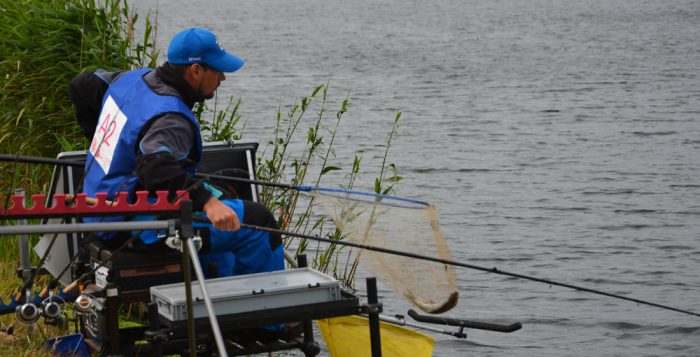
[0,0,157,193]
[236,84,403,287]
[0,0,157,352]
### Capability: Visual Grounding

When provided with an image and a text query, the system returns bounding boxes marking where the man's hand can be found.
[203,197,241,231]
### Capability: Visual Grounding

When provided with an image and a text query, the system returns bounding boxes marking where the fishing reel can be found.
[74,292,104,341]
[74,294,96,314]
[15,303,40,326]
[41,298,64,326]
[42,301,62,319]
[16,295,67,327]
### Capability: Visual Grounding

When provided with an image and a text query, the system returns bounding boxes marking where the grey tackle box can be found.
[150,267,341,322]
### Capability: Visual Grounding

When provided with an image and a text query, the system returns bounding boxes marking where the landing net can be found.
[310,188,458,314]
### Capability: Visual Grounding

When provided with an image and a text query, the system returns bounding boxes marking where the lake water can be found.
[132,0,700,355]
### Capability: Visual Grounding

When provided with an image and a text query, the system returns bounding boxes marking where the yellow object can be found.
[318,315,435,357]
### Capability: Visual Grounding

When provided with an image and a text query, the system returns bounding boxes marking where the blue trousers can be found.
[195,199,286,331]
[130,199,285,331]
[194,199,285,278]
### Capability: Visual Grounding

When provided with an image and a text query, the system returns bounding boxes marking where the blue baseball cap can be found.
[167,28,244,73]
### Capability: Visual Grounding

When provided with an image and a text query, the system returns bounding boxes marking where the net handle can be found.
[301,186,430,208]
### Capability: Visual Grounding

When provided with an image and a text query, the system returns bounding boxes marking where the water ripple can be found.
[629,131,678,136]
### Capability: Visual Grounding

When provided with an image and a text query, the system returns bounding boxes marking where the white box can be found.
[150,268,341,322]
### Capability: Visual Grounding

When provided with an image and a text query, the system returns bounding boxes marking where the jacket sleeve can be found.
[134,152,213,210]
[134,114,213,210]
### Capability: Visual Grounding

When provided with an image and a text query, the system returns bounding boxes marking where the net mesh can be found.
[310,189,458,314]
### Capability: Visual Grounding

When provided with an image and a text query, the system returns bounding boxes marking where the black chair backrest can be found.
[36,140,260,285]
[49,140,260,202]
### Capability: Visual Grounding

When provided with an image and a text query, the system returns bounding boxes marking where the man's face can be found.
[185,63,226,100]
[197,65,226,99]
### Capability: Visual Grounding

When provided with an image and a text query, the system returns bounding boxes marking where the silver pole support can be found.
[185,238,228,357]
[15,189,32,281]
[0,220,176,236]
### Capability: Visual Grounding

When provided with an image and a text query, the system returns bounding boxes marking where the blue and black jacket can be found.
[80,68,203,241]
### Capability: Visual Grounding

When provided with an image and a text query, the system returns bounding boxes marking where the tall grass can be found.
[0,0,157,353]
[246,84,403,287]
[0,0,157,194]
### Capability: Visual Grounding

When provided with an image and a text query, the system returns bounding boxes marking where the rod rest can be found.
[407,309,522,333]
[0,190,189,218]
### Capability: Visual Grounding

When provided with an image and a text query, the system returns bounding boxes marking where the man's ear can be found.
[191,63,207,76]
[186,64,204,77]
[183,64,204,87]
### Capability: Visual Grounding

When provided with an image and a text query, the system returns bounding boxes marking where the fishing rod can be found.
[4,154,698,316]
[0,155,405,198]
[0,153,281,188]
[374,313,467,338]
[0,154,305,194]
[235,222,700,318]
[0,154,82,167]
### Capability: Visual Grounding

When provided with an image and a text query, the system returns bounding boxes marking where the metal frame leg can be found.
[180,200,228,357]
[366,277,382,357]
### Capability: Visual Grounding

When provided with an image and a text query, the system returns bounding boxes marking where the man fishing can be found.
[69,28,284,278]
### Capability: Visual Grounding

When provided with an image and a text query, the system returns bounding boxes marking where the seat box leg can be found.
[105,283,121,354]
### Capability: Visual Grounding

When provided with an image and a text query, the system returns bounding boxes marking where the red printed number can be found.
[91,113,117,159]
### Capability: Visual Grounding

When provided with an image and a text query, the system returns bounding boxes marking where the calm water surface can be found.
[133,0,700,355]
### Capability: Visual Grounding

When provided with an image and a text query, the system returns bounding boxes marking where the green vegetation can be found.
[0,0,157,354]
[0,0,157,193]
[246,85,403,285]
